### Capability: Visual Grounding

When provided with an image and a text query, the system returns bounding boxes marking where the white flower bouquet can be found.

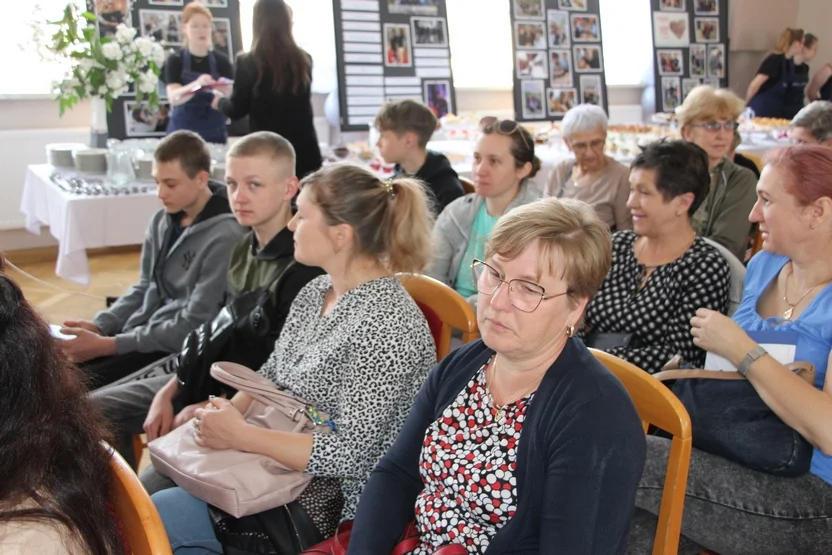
[44,2,166,115]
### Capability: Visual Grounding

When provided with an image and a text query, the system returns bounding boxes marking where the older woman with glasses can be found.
[545,104,632,231]
[790,100,832,147]
[349,197,646,554]
[581,140,731,374]
[678,85,758,261]
[428,118,542,307]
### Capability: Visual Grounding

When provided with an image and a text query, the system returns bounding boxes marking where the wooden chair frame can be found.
[589,350,692,555]
[459,176,476,195]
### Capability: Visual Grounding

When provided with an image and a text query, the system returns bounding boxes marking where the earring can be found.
[566,324,576,337]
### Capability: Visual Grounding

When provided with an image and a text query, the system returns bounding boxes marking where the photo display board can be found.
[510,0,609,122]
[650,0,729,113]
[90,0,244,140]
[332,0,457,132]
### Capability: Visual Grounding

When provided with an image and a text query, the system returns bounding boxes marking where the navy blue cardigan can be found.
[348,339,646,554]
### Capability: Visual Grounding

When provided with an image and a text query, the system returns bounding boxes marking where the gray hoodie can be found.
[427,182,542,305]
[94,186,244,355]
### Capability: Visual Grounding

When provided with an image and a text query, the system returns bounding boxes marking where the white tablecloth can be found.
[20,164,162,286]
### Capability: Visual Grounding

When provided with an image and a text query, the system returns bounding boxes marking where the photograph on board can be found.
[124,100,170,137]
[661,76,682,112]
[514,0,545,20]
[695,17,720,42]
[571,14,600,42]
[140,10,183,46]
[384,23,413,67]
[574,45,603,72]
[516,50,549,80]
[424,80,453,118]
[694,0,718,15]
[659,0,686,11]
[558,0,587,11]
[516,21,547,49]
[547,10,570,47]
[521,79,546,119]
[549,48,572,86]
[412,17,448,48]
[657,49,684,76]
[580,74,603,106]
[708,44,725,78]
[387,0,440,16]
[547,87,577,116]
[690,44,706,77]
[653,11,689,47]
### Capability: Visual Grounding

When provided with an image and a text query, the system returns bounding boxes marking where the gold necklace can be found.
[782,265,829,320]
[485,354,540,422]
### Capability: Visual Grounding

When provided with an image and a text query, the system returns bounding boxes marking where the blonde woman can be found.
[151,164,437,554]
[679,85,758,260]
[746,27,806,119]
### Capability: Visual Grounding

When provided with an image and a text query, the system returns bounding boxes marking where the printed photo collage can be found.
[334,0,456,130]
[652,0,726,113]
[512,0,606,121]
[92,0,241,139]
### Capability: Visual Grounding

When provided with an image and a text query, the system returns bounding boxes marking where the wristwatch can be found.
[737,345,768,378]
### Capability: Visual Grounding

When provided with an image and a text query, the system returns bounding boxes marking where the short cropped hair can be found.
[227,131,297,176]
[486,197,612,307]
[791,101,832,143]
[677,85,745,130]
[631,140,711,217]
[374,100,437,148]
[561,104,609,139]
[154,130,211,178]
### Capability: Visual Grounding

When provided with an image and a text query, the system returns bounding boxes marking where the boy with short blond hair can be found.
[374,99,463,214]
[92,131,322,474]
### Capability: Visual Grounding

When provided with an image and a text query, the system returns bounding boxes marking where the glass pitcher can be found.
[107,146,136,188]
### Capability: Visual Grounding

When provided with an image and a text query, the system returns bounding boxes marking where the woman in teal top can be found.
[428,119,542,305]
[628,144,832,554]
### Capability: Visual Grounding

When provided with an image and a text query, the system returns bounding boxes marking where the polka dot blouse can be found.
[412,360,531,553]
[583,231,731,373]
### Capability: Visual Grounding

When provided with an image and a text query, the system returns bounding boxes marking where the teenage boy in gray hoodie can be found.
[61,130,244,388]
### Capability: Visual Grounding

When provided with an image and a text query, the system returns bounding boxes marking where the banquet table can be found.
[20,164,161,286]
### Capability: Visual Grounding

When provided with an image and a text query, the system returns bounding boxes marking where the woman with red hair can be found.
[629,145,832,554]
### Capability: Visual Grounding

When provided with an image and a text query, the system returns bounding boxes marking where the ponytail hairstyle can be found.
[774,27,805,54]
[300,163,435,273]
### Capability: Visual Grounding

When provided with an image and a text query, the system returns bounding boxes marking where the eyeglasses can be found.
[479,117,532,152]
[471,259,568,313]
[570,138,606,153]
[693,121,740,132]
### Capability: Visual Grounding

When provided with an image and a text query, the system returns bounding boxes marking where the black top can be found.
[820,66,832,101]
[348,339,646,554]
[394,150,464,215]
[217,52,322,179]
[163,50,234,84]
[755,53,809,94]
[733,153,761,178]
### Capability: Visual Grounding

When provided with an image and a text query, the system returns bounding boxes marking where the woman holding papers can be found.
[164,2,234,144]
[211,0,322,179]
[629,145,832,554]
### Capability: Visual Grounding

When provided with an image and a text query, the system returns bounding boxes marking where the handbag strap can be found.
[210,362,323,416]
[654,361,815,385]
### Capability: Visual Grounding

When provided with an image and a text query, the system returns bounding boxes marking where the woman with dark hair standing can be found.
[211,0,322,179]
[0,257,127,554]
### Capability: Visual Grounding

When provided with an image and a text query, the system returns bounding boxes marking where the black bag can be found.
[209,503,325,555]
[177,260,296,406]
[585,332,641,351]
[654,366,816,477]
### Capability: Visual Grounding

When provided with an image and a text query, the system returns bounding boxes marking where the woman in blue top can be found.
[628,145,832,554]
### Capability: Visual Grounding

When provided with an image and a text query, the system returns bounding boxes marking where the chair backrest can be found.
[459,176,476,195]
[589,350,692,555]
[701,237,745,316]
[107,443,172,555]
[398,273,478,360]
[742,151,763,172]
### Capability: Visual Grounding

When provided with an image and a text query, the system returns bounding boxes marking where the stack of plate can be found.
[73,148,108,173]
[46,143,87,168]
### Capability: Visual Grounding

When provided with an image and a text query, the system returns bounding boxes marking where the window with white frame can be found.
[6,0,652,97]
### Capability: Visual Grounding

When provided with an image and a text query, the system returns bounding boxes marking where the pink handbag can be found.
[148,362,334,518]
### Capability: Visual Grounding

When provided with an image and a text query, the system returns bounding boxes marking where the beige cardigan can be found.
[545,157,633,231]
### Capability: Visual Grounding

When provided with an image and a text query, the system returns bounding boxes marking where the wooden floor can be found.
[5,247,141,325]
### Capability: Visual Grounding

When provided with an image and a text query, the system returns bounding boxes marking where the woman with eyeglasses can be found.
[581,140,731,374]
[348,197,646,554]
[545,104,632,231]
[428,118,542,307]
[679,85,759,261]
